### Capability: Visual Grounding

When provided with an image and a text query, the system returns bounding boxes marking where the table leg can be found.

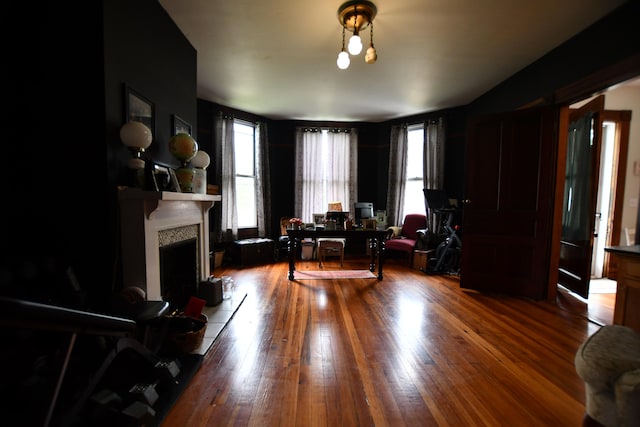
[369,238,376,272]
[377,238,384,280]
[288,237,296,280]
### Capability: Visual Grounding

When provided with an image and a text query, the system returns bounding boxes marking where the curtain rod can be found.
[300,127,351,133]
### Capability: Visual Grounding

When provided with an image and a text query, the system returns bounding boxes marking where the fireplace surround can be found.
[118,189,221,301]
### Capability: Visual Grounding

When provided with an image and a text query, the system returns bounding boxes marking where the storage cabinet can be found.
[612,252,640,332]
[605,246,640,333]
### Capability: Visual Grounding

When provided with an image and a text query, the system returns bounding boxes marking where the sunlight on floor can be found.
[589,278,617,294]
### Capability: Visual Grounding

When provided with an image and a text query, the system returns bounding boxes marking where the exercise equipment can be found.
[0,296,177,426]
[428,208,462,274]
[423,189,462,275]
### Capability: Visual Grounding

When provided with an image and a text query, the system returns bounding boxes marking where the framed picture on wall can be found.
[124,84,155,135]
[172,114,192,135]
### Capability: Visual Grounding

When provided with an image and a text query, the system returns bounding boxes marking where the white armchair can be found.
[575,325,640,426]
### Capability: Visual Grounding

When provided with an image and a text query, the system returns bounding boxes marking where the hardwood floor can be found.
[557,279,616,327]
[162,258,606,426]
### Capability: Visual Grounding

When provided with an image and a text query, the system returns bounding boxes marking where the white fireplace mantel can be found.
[118,188,221,301]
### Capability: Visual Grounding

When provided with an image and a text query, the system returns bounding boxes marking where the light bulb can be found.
[191,150,210,169]
[348,35,363,55]
[365,45,377,64]
[337,51,350,69]
[120,121,153,150]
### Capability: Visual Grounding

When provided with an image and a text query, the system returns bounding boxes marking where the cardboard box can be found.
[413,249,435,272]
[301,240,315,260]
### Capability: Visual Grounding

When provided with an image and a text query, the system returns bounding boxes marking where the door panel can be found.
[558,96,605,298]
[461,106,558,299]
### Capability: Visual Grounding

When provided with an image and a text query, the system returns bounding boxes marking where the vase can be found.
[175,167,195,193]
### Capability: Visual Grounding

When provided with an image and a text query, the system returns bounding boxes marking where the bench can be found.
[230,238,275,266]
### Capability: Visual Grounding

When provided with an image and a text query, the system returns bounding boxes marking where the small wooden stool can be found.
[317,238,346,268]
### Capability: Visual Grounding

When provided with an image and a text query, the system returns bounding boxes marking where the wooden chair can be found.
[278,216,292,259]
[317,238,346,268]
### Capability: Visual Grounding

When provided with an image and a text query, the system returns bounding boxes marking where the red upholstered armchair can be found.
[385,214,428,263]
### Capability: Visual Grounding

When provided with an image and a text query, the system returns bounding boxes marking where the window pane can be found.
[234,123,255,176]
[236,176,257,227]
[406,128,423,178]
[403,125,425,217]
[404,179,425,215]
[234,121,257,228]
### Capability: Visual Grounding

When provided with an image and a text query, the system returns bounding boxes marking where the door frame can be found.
[547,55,640,300]
[603,110,632,279]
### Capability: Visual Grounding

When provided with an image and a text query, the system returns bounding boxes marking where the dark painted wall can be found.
[5,0,196,310]
[6,1,110,308]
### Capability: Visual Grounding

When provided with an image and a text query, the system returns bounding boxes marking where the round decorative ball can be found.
[168,133,198,162]
[190,150,210,169]
[120,121,153,149]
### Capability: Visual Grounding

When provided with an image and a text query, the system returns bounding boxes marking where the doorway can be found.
[562,78,638,325]
[587,112,632,325]
[566,79,637,289]
[592,121,614,277]
[591,118,622,280]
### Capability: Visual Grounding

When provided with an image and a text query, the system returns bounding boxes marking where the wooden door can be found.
[460,106,558,300]
[557,96,605,298]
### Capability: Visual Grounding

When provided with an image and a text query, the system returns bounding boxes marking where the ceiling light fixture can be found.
[336,0,377,69]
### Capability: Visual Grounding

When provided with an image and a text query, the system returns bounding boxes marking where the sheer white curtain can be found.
[294,128,357,223]
[255,121,271,237]
[219,115,237,241]
[385,124,408,227]
[423,118,446,232]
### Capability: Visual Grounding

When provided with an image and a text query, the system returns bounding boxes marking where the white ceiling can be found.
[159,0,628,123]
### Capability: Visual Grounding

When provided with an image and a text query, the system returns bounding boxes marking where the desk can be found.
[604,245,640,332]
[286,229,387,280]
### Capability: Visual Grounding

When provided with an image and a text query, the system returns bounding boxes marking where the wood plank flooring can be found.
[162,258,609,426]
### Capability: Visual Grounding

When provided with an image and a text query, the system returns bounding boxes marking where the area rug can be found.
[291,270,376,279]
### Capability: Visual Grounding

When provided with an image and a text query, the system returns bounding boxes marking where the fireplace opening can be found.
[160,238,198,309]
